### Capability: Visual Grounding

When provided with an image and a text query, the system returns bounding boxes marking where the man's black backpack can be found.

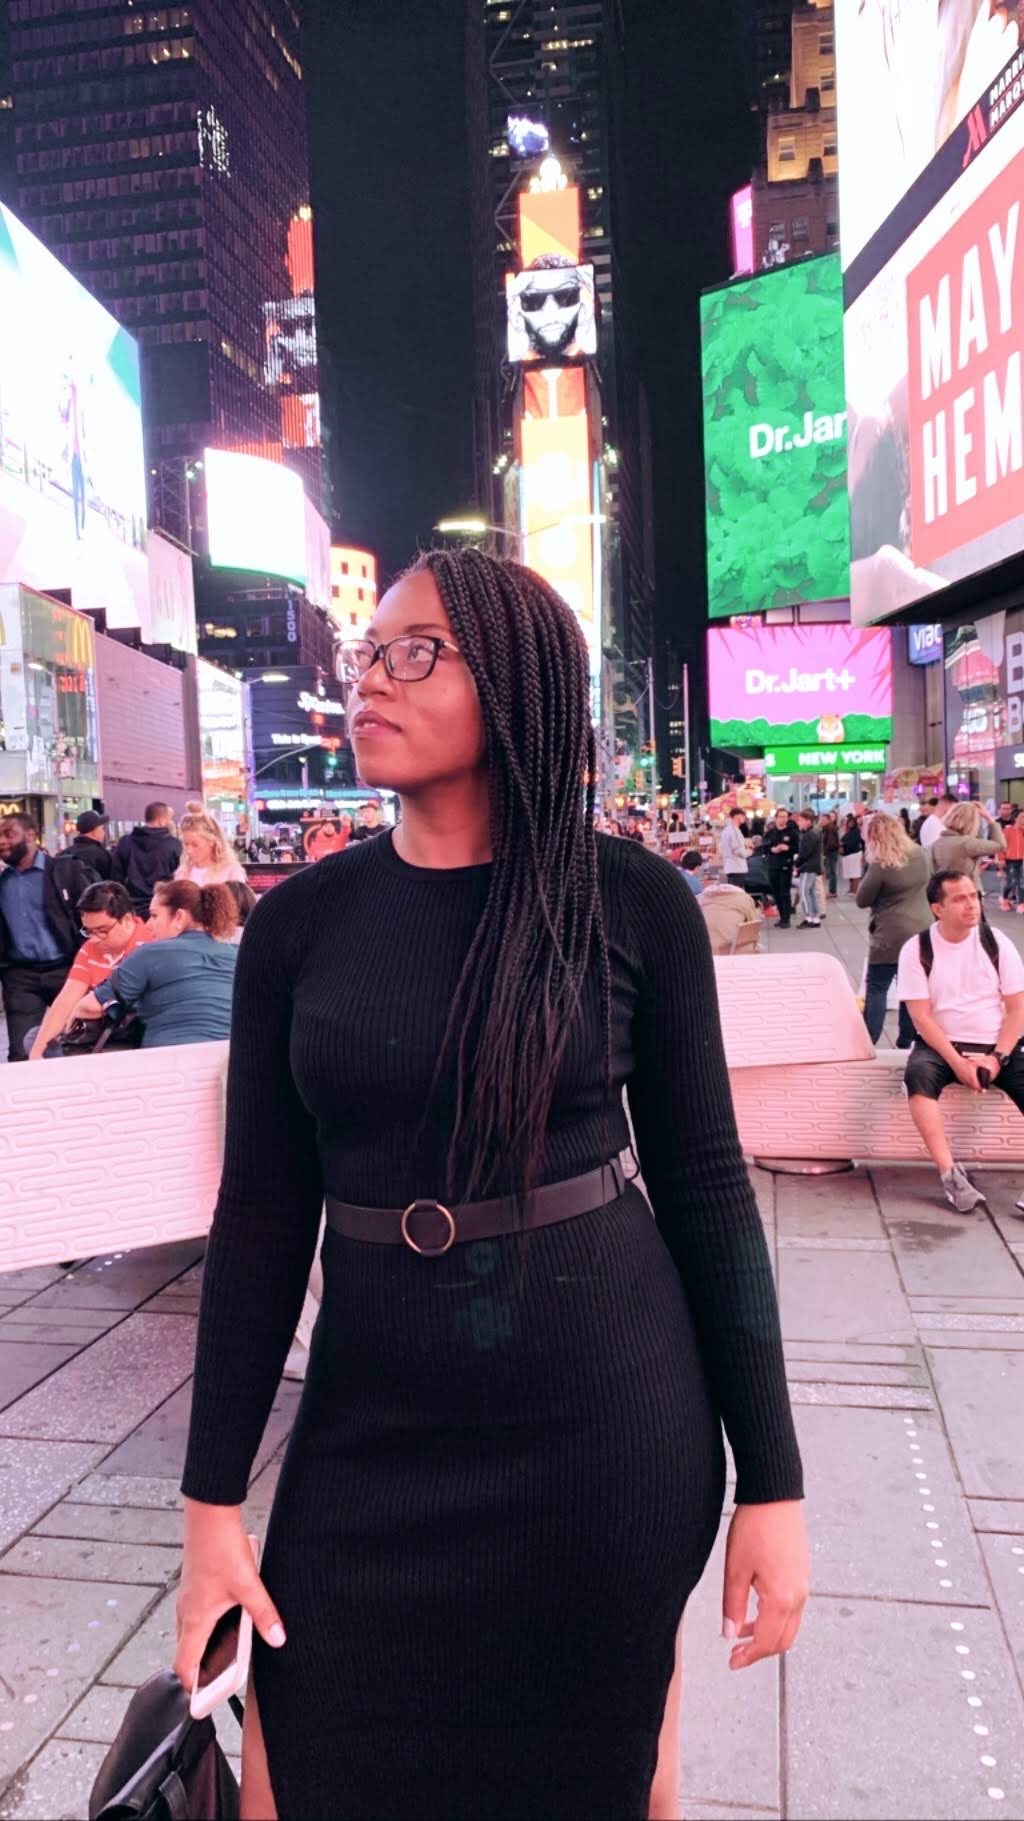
[918,921,1001,978]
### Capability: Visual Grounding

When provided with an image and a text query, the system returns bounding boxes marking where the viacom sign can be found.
[908,623,943,666]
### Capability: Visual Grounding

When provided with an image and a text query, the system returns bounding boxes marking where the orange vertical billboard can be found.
[516,182,600,687]
[520,368,597,676]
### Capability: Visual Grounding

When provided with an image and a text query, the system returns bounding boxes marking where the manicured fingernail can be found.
[268,1624,286,1647]
[722,1619,737,1641]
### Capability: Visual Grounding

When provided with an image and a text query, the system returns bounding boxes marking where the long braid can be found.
[417,547,612,1206]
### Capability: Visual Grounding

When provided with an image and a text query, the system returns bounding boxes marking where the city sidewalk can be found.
[0,1161,1022,1819]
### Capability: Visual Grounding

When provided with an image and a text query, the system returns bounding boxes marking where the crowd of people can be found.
[0,797,394,1062]
[0,801,258,1063]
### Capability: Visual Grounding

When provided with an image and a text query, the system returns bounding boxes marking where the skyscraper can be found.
[745,0,839,270]
[474,1,654,748]
[0,0,323,540]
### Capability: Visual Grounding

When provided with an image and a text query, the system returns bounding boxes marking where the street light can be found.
[434,513,607,554]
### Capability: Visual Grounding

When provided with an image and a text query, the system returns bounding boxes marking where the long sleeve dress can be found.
[182,831,802,1821]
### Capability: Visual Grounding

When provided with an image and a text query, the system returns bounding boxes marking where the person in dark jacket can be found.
[68,810,113,880]
[764,808,799,928]
[0,813,92,1060]
[856,812,931,1046]
[820,811,841,897]
[794,810,823,927]
[112,802,182,916]
[840,813,865,893]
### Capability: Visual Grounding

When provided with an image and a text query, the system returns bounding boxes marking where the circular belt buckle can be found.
[401,1199,457,1257]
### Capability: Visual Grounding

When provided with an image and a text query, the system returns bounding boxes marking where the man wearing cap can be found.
[68,811,113,880]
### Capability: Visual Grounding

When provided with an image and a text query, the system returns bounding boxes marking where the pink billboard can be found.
[708,622,892,748]
[730,185,754,277]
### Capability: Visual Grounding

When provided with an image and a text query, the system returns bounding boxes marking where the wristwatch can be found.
[994,1051,1012,1070]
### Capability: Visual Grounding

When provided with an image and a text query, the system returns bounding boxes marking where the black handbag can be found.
[56,1008,144,1058]
[89,1671,244,1821]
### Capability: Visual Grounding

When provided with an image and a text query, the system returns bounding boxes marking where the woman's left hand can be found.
[721,1500,810,1671]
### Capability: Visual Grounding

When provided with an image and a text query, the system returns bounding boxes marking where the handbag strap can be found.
[228,1694,245,1728]
[157,1769,190,1821]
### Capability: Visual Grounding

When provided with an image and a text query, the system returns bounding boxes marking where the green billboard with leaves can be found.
[700,253,850,619]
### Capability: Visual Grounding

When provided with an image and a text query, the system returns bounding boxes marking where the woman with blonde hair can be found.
[857,811,931,1045]
[176,801,247,887]
[930,800,1006,881]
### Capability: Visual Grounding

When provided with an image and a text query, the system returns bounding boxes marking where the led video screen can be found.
[837,4,1024,625]
[707,622,893,751]
[700,255,850,619]
[205,449,307,586]
[0,203,148,629]
[506,262,597,365]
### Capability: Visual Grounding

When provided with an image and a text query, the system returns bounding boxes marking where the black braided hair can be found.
[414,546,612,1206]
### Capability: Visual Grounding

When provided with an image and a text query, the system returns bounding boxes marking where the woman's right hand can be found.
[174,1500,286,1692]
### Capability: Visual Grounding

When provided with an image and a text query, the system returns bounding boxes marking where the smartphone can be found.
[977,1067,992,1090]
[189,1534,261,1720]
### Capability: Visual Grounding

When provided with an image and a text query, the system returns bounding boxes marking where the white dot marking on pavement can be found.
[940,1578,953,1587]
[916,1471,927,1479]
[968,1696,983,1708]
[951,1622,965,1631]
[988,1789,1004,1801]
[936,1559,948,1567]
[962,1670,977,1681]
[927,1521,940,1529]
[981,1756,997,1768]
[975,1726,990,1736]
[22,1695,37,1705]
[1012,1546,1023,1556]
[930,1539,943,1548]
[955,1646,970,1655]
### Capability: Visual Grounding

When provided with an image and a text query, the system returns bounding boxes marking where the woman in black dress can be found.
[175,550,808,1821]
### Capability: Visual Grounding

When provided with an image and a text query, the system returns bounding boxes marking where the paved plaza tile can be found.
[0,1118,1021,1818]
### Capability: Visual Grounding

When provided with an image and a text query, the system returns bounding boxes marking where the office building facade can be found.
[0,0,323,539]
[745,0,838,270]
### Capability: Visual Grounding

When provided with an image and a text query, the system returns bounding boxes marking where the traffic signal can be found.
[671,756,684,779]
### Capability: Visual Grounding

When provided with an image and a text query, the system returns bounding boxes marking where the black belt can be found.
[325,1159,626,1258]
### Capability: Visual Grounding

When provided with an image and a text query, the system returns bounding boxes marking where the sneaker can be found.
[941,1164,987,1215]
[797,918,821,928]
[1016,904,1024,915]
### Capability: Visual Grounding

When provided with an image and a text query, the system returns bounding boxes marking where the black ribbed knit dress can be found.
[181,831,802,1821]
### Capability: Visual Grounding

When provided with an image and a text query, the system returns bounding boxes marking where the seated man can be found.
[678,850,704,895]
[698,875,760,955]
[897,869,1024,1213]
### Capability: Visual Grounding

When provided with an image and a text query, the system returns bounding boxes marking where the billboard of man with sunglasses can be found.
[506,254,598,364]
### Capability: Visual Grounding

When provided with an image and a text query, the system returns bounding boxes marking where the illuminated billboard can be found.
[142,531,196,655]
[197,657,248,816]
[263,295,317,388]
[506,262,597,364]
[205,449,306,586]
[520,367,598,680]
[730,185,754,277]
[837,5,1024,625]
[707,622,893,751]
[700,256,850,619]
[0,203,148,629]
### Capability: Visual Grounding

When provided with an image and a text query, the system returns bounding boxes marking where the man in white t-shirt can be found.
[897,869,1024,1213]
[918,795,956,851]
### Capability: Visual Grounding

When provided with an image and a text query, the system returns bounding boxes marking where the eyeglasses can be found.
[520,285,580,313]
[336,634,463,688]
[80,922,118,940]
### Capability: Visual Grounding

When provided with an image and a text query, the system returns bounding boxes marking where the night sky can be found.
[303,0,755,670]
